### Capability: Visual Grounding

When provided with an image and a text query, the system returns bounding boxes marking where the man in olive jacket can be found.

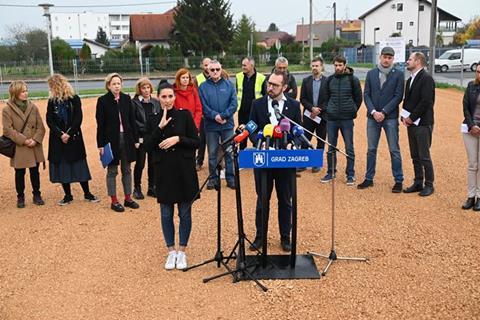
[321,55,362,186]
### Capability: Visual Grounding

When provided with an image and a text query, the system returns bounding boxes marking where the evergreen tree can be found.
[79,43,92,62]
[171,0,234,56]
[96,27,110,46]
[267,23,279,32]
[231,14,257,55]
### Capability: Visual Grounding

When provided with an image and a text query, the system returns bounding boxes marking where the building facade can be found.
[359,0,461,46]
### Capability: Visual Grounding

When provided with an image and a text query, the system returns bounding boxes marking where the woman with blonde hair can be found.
[46,74,99,205]
[131,77,161,199]
[2,80,46,208]
[173,68,202,130]
[96,73,139,212]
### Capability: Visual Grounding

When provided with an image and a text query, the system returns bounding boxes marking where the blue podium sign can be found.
[238,149,323,169]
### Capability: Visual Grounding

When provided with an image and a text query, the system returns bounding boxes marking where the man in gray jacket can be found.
[357,46,404,193]
[320,55,362,185]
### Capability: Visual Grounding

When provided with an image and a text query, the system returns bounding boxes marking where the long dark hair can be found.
[475,61,480,86]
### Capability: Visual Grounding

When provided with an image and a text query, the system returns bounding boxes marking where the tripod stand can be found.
[276,113,368,276]
[202,142,268,291]
[308,148,368,276]
[183,149,235,275]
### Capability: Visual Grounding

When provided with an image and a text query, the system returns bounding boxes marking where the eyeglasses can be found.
[267,81,281,88]
[209,68,221,72]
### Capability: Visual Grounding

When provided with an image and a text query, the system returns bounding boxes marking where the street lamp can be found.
[373,27,380,63]
[38,3,54,76]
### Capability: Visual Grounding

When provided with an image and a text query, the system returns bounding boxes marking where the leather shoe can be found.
[226,181,236,190]
[473,199,480,211]
[147,188,156,198]
[33,194,45,205]
[133,188,144,200]
[111,202,125,212]
[124,199,140,209]
[17,196,25,208]
[249,237,263,251]
[357,179,373,189]
[312,167,321,173]
[419,185,434,197]
[392,182,403,193]
[281,238,292,252]
[403,183,424,193]
[462,197,475,210]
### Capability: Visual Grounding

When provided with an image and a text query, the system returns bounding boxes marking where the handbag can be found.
[0,111,32,158]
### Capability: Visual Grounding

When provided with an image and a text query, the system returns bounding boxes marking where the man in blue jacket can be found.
[357,46,404,193]
[199,60,237,190]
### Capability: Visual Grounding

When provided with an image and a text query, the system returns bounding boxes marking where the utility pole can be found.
[302,17,305,61]
[333,2,337,48]
[39,3,54,76]
[428,0,437,75]
[309,0,313,62]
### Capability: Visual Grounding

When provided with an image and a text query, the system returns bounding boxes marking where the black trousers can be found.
[133,144,154,190]
[196,118,207,166]
[303,116,327,149]
[253,168,294,240]
[15,163,40,197]
[407,125,434,187]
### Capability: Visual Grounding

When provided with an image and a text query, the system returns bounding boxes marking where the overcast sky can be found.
[0,0,477,39]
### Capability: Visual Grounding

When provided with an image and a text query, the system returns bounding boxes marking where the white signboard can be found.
[379,38,406,63]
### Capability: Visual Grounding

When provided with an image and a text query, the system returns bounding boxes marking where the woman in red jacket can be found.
[173,68,202,130]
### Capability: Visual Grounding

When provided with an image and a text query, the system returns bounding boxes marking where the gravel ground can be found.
[0,88,479,320]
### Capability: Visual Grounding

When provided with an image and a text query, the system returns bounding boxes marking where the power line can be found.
[0,1,176,8]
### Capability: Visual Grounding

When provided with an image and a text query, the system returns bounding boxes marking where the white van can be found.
[435,48,480,72]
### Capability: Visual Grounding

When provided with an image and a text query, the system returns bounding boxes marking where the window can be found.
[409,21,414,26]
[397,22,403,30]
[450,53,461,60]
[397,3,403,11]
[419,5,424,11]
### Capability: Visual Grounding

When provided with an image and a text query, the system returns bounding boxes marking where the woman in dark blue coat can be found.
[145,80,199,270]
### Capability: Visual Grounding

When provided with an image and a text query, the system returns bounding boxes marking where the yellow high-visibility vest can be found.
[196,73,207,86]
[236,71,266,110]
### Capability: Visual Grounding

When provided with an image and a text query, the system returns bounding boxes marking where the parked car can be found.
[435,48,480,72]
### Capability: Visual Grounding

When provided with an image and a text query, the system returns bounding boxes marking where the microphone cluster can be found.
[255,121,311,150]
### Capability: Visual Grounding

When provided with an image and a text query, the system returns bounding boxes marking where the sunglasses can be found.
[209,68,221,72]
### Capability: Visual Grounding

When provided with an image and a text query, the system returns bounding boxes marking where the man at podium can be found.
[248,70,302,252]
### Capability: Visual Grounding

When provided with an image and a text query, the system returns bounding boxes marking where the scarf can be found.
[14,99,28,113]
[378,64,394,89]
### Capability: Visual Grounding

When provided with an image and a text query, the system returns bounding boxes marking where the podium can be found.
[238,149,323,280]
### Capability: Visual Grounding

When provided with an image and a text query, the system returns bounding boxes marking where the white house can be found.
[51,12,130,42]
[359,0,461,46]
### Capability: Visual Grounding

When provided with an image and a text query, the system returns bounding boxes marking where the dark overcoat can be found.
[95,91,138,165]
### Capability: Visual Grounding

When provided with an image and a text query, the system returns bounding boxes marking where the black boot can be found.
[461,197,475,210]
[133,186,144,200]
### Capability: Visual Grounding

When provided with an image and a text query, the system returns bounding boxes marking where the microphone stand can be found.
[203,141,268,291]
[182,147,235,276]
[278,112,368,276]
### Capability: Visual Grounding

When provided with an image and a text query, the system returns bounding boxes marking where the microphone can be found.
[279,118,290,149]
[272,99,282,121]
[255,130,264,149]
[263,124,274,150]
[292,125,313,149]
[233,130,250,144]
[220,120,257,147]
[273,125,283,149]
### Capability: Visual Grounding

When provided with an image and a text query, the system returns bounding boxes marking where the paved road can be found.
[3,66,474,94]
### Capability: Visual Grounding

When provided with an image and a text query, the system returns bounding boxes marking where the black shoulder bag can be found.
[0,112,32,158]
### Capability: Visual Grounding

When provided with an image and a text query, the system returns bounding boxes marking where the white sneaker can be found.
[220,169,226,179]
[176,251,188,270]
[165,251,177,270]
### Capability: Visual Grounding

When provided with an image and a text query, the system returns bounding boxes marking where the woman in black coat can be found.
[461,62,480,210]
[145,81,199,270]
[46,74,98,205]
[96,73,139,212]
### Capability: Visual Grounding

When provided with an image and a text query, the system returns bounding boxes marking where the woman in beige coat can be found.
[2,80,46,208]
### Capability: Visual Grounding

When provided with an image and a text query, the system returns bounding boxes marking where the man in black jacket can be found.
[321,56,363,186]
[300,56,328,173]
[401,52,435,197]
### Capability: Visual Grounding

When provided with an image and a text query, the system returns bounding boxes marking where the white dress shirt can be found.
[267,94,287,125]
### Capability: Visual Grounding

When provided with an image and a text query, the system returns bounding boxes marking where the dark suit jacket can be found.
[248,95,302,146]
[144,108,199,204]
[364,67,404,120]
[300,74,328,119]
[403,69,435,126]
[46,95,87,163]
[96,91,138,165]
